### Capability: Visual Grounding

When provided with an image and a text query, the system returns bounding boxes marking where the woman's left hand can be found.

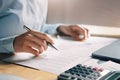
[57,25,89,41]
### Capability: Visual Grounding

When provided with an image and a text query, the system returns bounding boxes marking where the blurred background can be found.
[47,0,120,27]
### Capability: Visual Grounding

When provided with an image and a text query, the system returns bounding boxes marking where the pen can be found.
[24,25,58,50]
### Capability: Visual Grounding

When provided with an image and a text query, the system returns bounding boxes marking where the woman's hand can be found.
[57,25,89,41]
[13,30,54,56]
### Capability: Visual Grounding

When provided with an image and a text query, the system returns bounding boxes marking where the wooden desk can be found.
[0,61,57,80]
[0,26,119,80]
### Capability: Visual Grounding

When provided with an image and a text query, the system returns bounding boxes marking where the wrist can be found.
[57,26,65,36]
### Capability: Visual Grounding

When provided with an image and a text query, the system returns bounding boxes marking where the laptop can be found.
[92,39,120,63]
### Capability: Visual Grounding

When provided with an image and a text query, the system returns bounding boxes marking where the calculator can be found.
[57,64,120,80]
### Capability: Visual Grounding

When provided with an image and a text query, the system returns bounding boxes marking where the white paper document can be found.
[4,37,117,74]
[83,58,120,71]
[99,61,120,71]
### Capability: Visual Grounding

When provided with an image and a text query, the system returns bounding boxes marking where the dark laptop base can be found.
[92,39,120,64]
[92,53,120,64]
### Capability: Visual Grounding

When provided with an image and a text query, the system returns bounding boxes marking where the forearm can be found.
[0,8,24,53]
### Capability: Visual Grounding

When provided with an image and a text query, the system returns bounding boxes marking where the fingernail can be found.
[79,34,84,39]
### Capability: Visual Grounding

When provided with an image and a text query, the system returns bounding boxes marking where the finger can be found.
[71,25,83,33]
[77,26,88,40]
[84,28,90,38]
[25,40,45,53]
[82,28,87,40]
[25,34,48,51]
[29,31,54,44]
[71,26,87,40]
[72,34,84,41]
[79,34,84,39]
[35,39,48,51]
[24,46,39,56]
[80,28,89,40]
[37,46,44,54]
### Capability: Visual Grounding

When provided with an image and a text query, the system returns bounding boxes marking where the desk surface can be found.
[83,25,120,38]
[0,61,57,80]
[0,26,119,80]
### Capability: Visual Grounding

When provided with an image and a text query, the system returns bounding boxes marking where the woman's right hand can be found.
[13,30,54,56]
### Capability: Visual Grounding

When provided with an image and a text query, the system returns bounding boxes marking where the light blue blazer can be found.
[0,0,59,53]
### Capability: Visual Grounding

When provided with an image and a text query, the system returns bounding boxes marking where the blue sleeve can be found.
[0,13,24,53]
[0,0,24,53]
[41,24,61,35]
[0,37,15,53]
[0,0,14,53]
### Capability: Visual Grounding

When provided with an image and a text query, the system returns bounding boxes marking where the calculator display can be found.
[107,72,120,80]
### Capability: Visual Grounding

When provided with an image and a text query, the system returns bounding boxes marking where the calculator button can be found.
[57,64,108,80]
[93,67,98,71]
[70,77,78,80]
[59,74,70,78]
[77,78,82,80]
[58,74,70,80]
[81,74,87,78]
[76,64,82,67]
[98,68,103,72]
[89,70,93,73]
[76,73,81,76]
[65,71,70,73]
